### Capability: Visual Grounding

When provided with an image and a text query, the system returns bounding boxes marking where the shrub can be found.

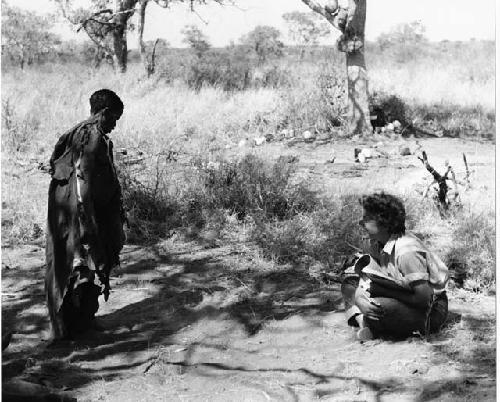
[196,154,319,220]
[118,161,182,243]
[279,64,346,134]
[118,153,319,243]
[409,103,495,139]
[186,49,252,92]
[446,211,495,290]
[369,91,409,125]
[1,99,40,152]
[252,195,364,267]
[251,64,291,89]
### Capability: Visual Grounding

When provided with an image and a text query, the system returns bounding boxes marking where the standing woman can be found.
[45,89,126,340]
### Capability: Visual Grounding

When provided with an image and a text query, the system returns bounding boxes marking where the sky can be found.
[9,0,496,47]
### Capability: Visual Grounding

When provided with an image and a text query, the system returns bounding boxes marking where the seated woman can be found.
[342,192,449,341]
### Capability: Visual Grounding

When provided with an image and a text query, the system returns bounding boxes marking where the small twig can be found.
[345,241,362,253]
[462,153,471,187]
[234,277,252,291]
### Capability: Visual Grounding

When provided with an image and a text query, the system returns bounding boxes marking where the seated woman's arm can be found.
[369,251,433,310]
[369,280,432,309]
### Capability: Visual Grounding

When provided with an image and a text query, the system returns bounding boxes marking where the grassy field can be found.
[1,40,496,401]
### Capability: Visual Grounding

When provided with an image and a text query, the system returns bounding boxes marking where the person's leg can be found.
[427,292,448,334]
[341,276,363,327]
[352,285,429,339]
[67,267,101,335]
[362,296,428,339]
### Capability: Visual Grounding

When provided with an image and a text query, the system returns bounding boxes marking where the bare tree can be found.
[300,0,371,136]
[54,0,226,73]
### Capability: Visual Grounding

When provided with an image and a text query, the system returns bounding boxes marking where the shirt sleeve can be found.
[397,251,429,286]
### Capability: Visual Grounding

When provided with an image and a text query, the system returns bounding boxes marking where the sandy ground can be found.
[2,137,496,401]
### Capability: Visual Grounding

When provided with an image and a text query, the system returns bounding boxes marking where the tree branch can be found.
[76,7,137,32]
[55,0,80,25]
[301,0,344,31]
[152,0,170,7]
[300,0,329,19]
[81,25,114,56]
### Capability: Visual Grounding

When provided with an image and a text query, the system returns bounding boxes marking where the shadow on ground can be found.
[2,241,496,401]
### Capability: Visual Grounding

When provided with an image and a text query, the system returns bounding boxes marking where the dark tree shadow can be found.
[414,307,496,401]
[1,242,345,397]
[3,239,495,401]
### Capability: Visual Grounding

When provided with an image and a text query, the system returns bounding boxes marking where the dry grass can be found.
[1,41,495,289]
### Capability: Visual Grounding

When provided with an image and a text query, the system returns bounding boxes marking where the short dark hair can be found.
[360,192,406,235]
[89,89,124,116]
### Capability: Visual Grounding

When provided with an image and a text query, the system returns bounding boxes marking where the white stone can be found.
[302,130,314,140]
[386,123,395,131]
[206,161,220,170]
[393,120,402,129]
[360,148,373,158]
[254,137,266,146]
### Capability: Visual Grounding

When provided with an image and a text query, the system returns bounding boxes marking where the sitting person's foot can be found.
[356,326,374,341]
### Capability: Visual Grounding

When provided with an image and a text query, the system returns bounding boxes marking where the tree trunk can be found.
[346,49,371,135]
[112,0,137,73]
[137,0,147,67]
[300,0,372,136]
[345,0,371,135]
[112,27,127,73]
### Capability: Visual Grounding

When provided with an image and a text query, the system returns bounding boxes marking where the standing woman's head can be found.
[89,89,124,133]
[359,192,406,243]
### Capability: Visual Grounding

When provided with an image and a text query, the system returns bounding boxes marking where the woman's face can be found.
[102,109,123,134]
[359,214,391,244]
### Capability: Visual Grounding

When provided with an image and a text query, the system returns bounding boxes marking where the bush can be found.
[251,64,291,89]
[195,154,319,220]
[118,153,320,243]
[252,195,364,267]
[369,91,409,125]
[186,49,252,92]
[118,161,182,243]
[279,64,346,134]
[1,99,40,152]
[446,211,495,290]
[409,103,495,139]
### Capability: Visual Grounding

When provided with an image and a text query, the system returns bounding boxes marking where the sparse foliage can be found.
[376,21,427,50]
[240,25,284,64]
[376,21,428,62]
[282,11,330,53]
[182,25,211,57]
[1,1,60,69]
[53,0,227,72]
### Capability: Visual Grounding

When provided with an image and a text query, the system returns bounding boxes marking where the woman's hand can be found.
[356,288,384,321]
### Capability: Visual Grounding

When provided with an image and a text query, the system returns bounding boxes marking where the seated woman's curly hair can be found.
[360,192,406,235]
